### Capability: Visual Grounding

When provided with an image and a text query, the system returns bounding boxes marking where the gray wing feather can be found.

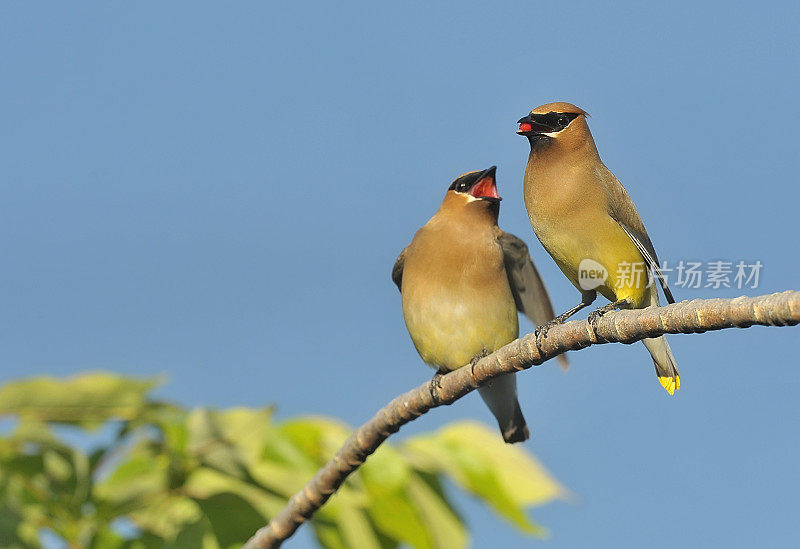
[391,247,407,291]
[614,219,675,304]
[499,232,569,369]
[599,167,675,305]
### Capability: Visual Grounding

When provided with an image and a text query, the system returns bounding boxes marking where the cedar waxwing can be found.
[393,167,567,443]
[516,102,680,394]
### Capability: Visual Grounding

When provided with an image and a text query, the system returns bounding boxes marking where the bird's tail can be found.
[643,336,680,395]
[477,372,530,443]
[642,287,680,395]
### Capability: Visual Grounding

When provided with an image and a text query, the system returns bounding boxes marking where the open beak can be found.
[517,113,551,135]
[470,166,501,200]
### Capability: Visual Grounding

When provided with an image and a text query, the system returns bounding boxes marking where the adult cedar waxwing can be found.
[393,167,566,443]
[516,102,680,394]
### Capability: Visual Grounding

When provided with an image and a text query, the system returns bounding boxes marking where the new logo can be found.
[578,258,608,290]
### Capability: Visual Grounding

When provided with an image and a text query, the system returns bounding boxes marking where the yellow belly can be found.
[403,292,518,372]
[538,216,650,308]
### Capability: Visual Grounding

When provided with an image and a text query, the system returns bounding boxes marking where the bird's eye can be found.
[558,115,570,128]
[457,182,468,191]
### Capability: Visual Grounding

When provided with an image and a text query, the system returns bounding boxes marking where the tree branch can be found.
[244,291,800,549]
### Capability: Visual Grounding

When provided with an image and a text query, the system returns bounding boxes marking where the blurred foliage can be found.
[0,372,564,548]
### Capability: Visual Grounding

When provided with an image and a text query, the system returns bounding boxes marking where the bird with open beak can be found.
[393,167,567,443]
[517,102,680,394]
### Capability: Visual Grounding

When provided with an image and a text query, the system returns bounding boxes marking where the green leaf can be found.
[359,446,433,548]
[42,449,72,483]
[335,504,384,549]
[187,409,247,478]
[403,421,565,536]
[212,407,274,462]
[256,417,369,503]
[127,496,202,541]
[9,420,61,448]
[276,417,351,465]
[314,499,383,549]
[171,518,216,549]
[245,457,311,498]
[0,373,159,426]
[406,474,467,549]
[360,445,410,492]
[0,448,46,479]
[94,444,170,512]
[196,492,266,549]
[183,467,285,520]
[137,403,190,456]
[0,504,41,549]
[0,373,567,548]
[90,527,127,549]
[312,515,348,549]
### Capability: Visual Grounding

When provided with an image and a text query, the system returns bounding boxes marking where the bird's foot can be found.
[470,348,490,367]
[534,319,560,341]
[588,299,631,329]
[534,319,566,356]
[468,348,491,378]
[428,369,447,405]
[535,309,577,340]
[587,309,608,328]
[535,293,598,352]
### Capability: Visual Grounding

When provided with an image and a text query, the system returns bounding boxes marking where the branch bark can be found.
[244,291,800,549]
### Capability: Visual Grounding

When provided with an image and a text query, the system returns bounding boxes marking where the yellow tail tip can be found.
[659,375,680,395]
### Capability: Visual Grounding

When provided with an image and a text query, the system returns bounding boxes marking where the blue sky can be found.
[2,2,799,547]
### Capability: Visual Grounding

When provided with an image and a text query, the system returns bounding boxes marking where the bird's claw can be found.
[587,299,630,331]
[428,369,446,405]
[587,309,606,327]
[535,320,556,340]
[470,348,490,367]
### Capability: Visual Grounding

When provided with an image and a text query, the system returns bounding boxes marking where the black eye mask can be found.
[517,111,582,134]
[448,172,480,192]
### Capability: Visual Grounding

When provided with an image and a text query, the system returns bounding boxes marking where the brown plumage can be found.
[393,167,566,443]
[517,102,679,394]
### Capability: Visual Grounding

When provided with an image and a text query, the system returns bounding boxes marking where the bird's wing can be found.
[600,169,675,304]
[391,247,408,291]
[615,220,675,304]
[498,231,569,369]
